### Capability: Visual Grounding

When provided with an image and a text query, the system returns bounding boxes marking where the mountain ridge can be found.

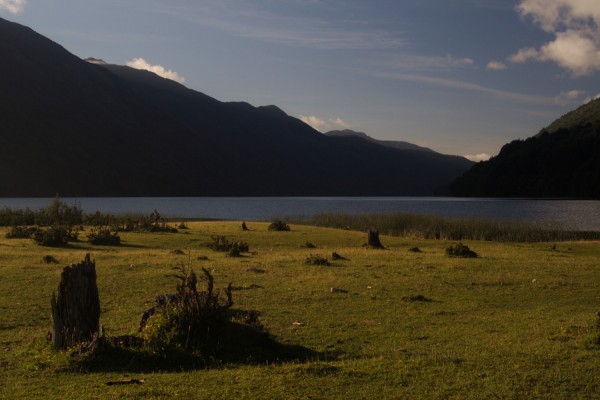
[0,17,473,197]
[449,98,600,199]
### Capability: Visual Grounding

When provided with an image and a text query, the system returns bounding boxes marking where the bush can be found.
[33,226,77,247]
[207,235,249,254]
[5,226,38,239]
[268,220,290,231]
[305,254,330,266]
[445,243,478,258]
[87,227,121,246]
[139,266,235,352]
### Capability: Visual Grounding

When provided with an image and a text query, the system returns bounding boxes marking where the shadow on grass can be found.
[70,320,329,373]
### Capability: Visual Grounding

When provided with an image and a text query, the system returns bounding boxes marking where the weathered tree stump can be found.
[367,228,384,249]
[51,253,100,350]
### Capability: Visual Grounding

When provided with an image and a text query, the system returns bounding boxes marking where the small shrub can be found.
[268,220,290,231]
[178,222,189,230]
[402,294,432,302]
[136,210,178,233]
[241,222,248,231]
[33,226,77,247]
[5,226,37,239]
[409,246,422,253]
[446,243,478,258]
[207,235,249,254]
[303,242,317,248]
[42,255,59,264]
[87,227,121,246]
[305,254,330,266]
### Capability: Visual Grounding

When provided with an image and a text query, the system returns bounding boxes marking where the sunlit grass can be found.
[0,221,598,399]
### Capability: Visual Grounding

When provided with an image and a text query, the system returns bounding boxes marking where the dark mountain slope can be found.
[0,17,472,197]
[325,129,436,153]
[449,98,600,199]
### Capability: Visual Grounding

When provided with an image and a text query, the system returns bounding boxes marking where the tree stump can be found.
[367,228,384,249]
[51,253,100,350]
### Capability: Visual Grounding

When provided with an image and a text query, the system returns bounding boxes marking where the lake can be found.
[1,197,599,231]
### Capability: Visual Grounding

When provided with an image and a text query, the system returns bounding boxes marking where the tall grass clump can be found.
[288,212,600,242]
[0,196,83,227]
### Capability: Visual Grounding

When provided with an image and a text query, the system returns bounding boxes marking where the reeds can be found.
[288,212,600,242]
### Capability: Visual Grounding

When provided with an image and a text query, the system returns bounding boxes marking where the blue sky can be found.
[3,0,600,160]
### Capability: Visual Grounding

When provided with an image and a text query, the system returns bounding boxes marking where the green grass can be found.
[0,221,599,399]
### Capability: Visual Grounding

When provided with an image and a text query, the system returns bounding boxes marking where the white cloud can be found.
[538,30,600,76]
[512,0,600,76]
[509,47,539,63]
[299,115,328,132]
[554,89,586,105]
[464,153,492,162]
[583,93,600,104]
[125,58,185,84]
[0,0,26,13]
[486,61,507,70]
[299,115,352,132]
[329,117,351,129]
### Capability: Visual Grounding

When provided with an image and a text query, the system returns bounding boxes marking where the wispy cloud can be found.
[0,0,26,13]
[125,58,185,84]
[156,2,406,50]
[371,71,553,105]
[377,54,475,72]
[299,115,352,132]
[510,0,600,76]
[554,89,586,105]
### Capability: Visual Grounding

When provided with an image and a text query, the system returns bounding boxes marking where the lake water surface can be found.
[1,197,599,231]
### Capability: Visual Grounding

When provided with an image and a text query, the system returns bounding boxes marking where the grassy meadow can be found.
[0,220,599,399]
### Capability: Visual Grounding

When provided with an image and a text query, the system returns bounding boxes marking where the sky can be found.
[3,0,600,160]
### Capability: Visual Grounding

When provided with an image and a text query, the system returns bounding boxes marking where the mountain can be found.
[0,17,473,197]
[448,98,600,199]
[324,130,436,153]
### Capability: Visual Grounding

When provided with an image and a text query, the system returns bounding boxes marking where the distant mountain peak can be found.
[257,105,288,117]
